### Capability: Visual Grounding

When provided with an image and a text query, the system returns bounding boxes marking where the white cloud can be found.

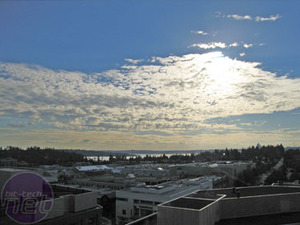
[191,42,227,49]
[191,30,208,35]
[219,12,281,23]
[227,14,252,21]
[229,42,239,47]
[191,42,255,49]
[1,52,300,136]
[125,58,143,64]
[243,43,253,48]
[240,52,246,57]
[255,14,281,22]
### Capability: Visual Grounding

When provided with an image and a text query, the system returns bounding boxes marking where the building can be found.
[0,167,60,185]
[115,165,171,185]
[0,157,18,167]
[0,183,106,225]
[0,168,109,225]
[169,161,252,186]
[69,174,138,190]
[157,185,300,225]
[116,176,220,225]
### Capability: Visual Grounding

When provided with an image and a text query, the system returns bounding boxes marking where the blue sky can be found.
[0,1,299,150]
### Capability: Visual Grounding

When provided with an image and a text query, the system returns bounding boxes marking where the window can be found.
[122,209,126,215]
[134,206,139,216]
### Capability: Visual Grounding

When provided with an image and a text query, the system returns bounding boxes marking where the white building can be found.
[115,176,218,225]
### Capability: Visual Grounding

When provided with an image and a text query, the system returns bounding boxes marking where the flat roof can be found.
[187,186,300,200]
[216,212,300,225]
[165,198,214,210]
[118,181,207,199]
[0,168,29,172]
[51,184,89,198]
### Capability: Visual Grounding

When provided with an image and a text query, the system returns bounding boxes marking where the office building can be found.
[157,185,300,225]
[116,176,219,225]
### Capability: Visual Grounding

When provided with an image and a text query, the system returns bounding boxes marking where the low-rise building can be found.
[116,176,219,225]
[0,183,105,225]
[157,185,300,225]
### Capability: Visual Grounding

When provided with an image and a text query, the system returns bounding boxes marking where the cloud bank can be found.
[0,52,299,136]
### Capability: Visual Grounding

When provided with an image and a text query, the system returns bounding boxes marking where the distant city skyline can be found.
[0,1,299,150]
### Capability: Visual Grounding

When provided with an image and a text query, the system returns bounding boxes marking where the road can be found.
[258,157,284,184]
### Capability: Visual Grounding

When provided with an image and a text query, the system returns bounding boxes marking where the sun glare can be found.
[202,53,241,97]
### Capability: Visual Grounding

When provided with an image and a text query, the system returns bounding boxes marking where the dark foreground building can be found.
[158,185,300,225]
[128,185,300,225]
[0,184,109,225]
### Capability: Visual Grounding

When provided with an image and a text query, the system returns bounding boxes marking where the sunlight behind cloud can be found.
[0,52,299,136]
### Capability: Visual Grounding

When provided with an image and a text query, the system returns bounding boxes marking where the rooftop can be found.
[118,176,216,198]
[165,198,214,210]
[187,185,300,200]
[75,165,111,171]
[0,168,30,172]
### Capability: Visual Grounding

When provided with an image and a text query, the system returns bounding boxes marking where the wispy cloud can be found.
[255,14,281,22]
[1,52,299,136]
[125,58,144,64]
[7,123,26,128]
[0,128,298,150]
[218,12,281,22]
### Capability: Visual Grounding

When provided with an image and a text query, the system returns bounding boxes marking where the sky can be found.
[0,0,299,150]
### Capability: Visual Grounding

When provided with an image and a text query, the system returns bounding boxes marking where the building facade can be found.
[0,169,107,225]
[116,177,218,225]
[157,185,300,225]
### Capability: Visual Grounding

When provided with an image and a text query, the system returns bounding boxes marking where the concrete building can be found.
[116,176,219,225]
[114,165,170,185]
[0,184,107,225]
[119,165,168,178]
[0,167,59,185]
[157,185,300,225]
[69,174,139,190]
[0,168,109,225]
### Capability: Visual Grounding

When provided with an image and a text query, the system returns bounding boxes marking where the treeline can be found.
[235,146,300,186]
[0,146,87,166]
[265,149,300,184]
[107,144,285,164]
